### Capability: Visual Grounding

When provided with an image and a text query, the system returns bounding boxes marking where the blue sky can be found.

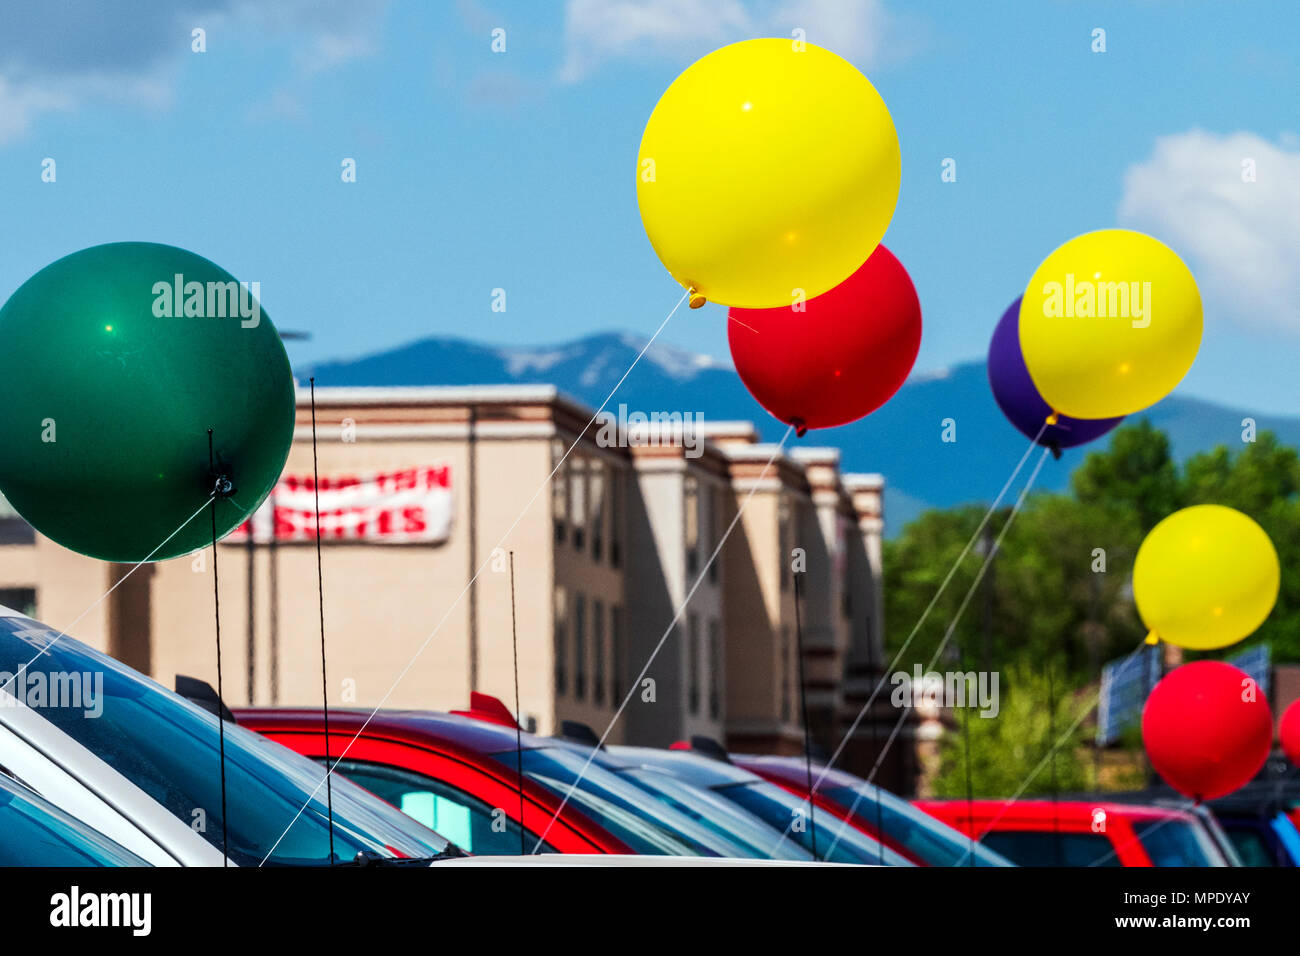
[1,0,1297,415]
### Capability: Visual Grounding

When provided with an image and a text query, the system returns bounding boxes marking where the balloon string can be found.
[509,550,526,856]
[956,635,1152,859]
[765,419,1051,856]
[0,495,215,701]
[208,429,230,868]
[819,445,1052,860]
[256,287,691,866]
[531,425,796,853]
[309,378,336,865]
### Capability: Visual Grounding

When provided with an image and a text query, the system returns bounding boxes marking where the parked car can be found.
[549,724,812,861]
[916,799,1234,866]
[0,770,150,867]
[734,753,1015,867]
[234,698,759,857]
[0,604,456,866]
[605,745,913,864]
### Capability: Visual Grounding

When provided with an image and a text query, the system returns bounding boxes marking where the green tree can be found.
[932,661,1094,798]
[1072,420,1181,531]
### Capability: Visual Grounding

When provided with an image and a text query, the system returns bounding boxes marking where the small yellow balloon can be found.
[1018,229,1203,419]
[1133,505,1280,651]
[636,39,901,309]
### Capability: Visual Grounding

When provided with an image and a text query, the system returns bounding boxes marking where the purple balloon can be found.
[988,297,1123,450]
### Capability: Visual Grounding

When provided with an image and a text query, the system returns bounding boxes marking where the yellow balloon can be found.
[1018,229,1203,419]
[636,39,900,309]
[1133,505,1280,651]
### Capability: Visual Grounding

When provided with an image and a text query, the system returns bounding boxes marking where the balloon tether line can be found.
[309,379,336,865]
[765,420,1051,856]
[207,428,230,867]
[819,445,1053,860]
[256,288,690,866]
[793,571,817,859]
[509,551,525,856]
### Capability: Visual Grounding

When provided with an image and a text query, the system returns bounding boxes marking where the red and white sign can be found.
[229,465,453,544]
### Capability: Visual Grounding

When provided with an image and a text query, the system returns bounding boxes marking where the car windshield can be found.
[620,767,812,861]
[0,617,450,866]
[823,784,1014,867]
[0,774,149,867]
[499,747,734,856]
[717,781,913,865]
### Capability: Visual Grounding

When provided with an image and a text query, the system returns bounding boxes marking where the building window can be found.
[571,457,588,552]
[708,619,721,720]
[553,587,568,696]
[0,493,34,546]
[612,605,626,702]
[593,599,606,705]
[687,613,700,715]
[590,462,606,563]
[610,476,624,569]
[684,474,700,578]
[552,439,569,545]
[0,588,36,618]
[573,594,587,701]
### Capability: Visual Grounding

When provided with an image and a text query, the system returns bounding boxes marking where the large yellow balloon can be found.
[1019,229,1202,419]
[1133,505,1280,650]
[636,39,900,309]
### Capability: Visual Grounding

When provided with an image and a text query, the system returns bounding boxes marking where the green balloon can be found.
[0,242,295,562]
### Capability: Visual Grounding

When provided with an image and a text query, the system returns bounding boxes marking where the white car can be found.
[0,604,457,866]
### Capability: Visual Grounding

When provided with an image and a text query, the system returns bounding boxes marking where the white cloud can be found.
[558,0,903,83]
[1118,129,1300,335]
[0,0,388,145]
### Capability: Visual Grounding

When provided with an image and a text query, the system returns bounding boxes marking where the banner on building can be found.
[228,465,453,544]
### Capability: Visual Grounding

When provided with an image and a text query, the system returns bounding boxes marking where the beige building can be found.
[0,386,903,783]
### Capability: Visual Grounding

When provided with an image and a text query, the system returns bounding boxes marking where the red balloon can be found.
[1142,661,1273,800]
[1281,699,1300,766]
[727,244,921,432]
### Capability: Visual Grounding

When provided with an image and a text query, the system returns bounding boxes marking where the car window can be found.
[0,775,149,867]
[823,784,1013,867]
[717,782,913,865]
[980,830,1122,867]
[621,767,811,861]
[329,758,553,854]
[500,748,723,856]
[0,617,449,866]
[1132,818,1226,867]
[1222,823,1275,867]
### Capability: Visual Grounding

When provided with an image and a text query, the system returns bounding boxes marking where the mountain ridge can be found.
[303,332,1300,533]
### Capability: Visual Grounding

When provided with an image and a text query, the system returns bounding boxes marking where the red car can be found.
[233,697,742,857]
[916,799,1234,867]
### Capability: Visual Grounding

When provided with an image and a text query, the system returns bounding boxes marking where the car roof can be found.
[606,746,765,787]
[232,706,544,757]
[734,754,867,792]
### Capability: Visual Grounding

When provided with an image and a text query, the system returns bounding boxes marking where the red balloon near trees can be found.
[1142,661,1273,801]
[727,244,921,433]
[1281,699,1300,766]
